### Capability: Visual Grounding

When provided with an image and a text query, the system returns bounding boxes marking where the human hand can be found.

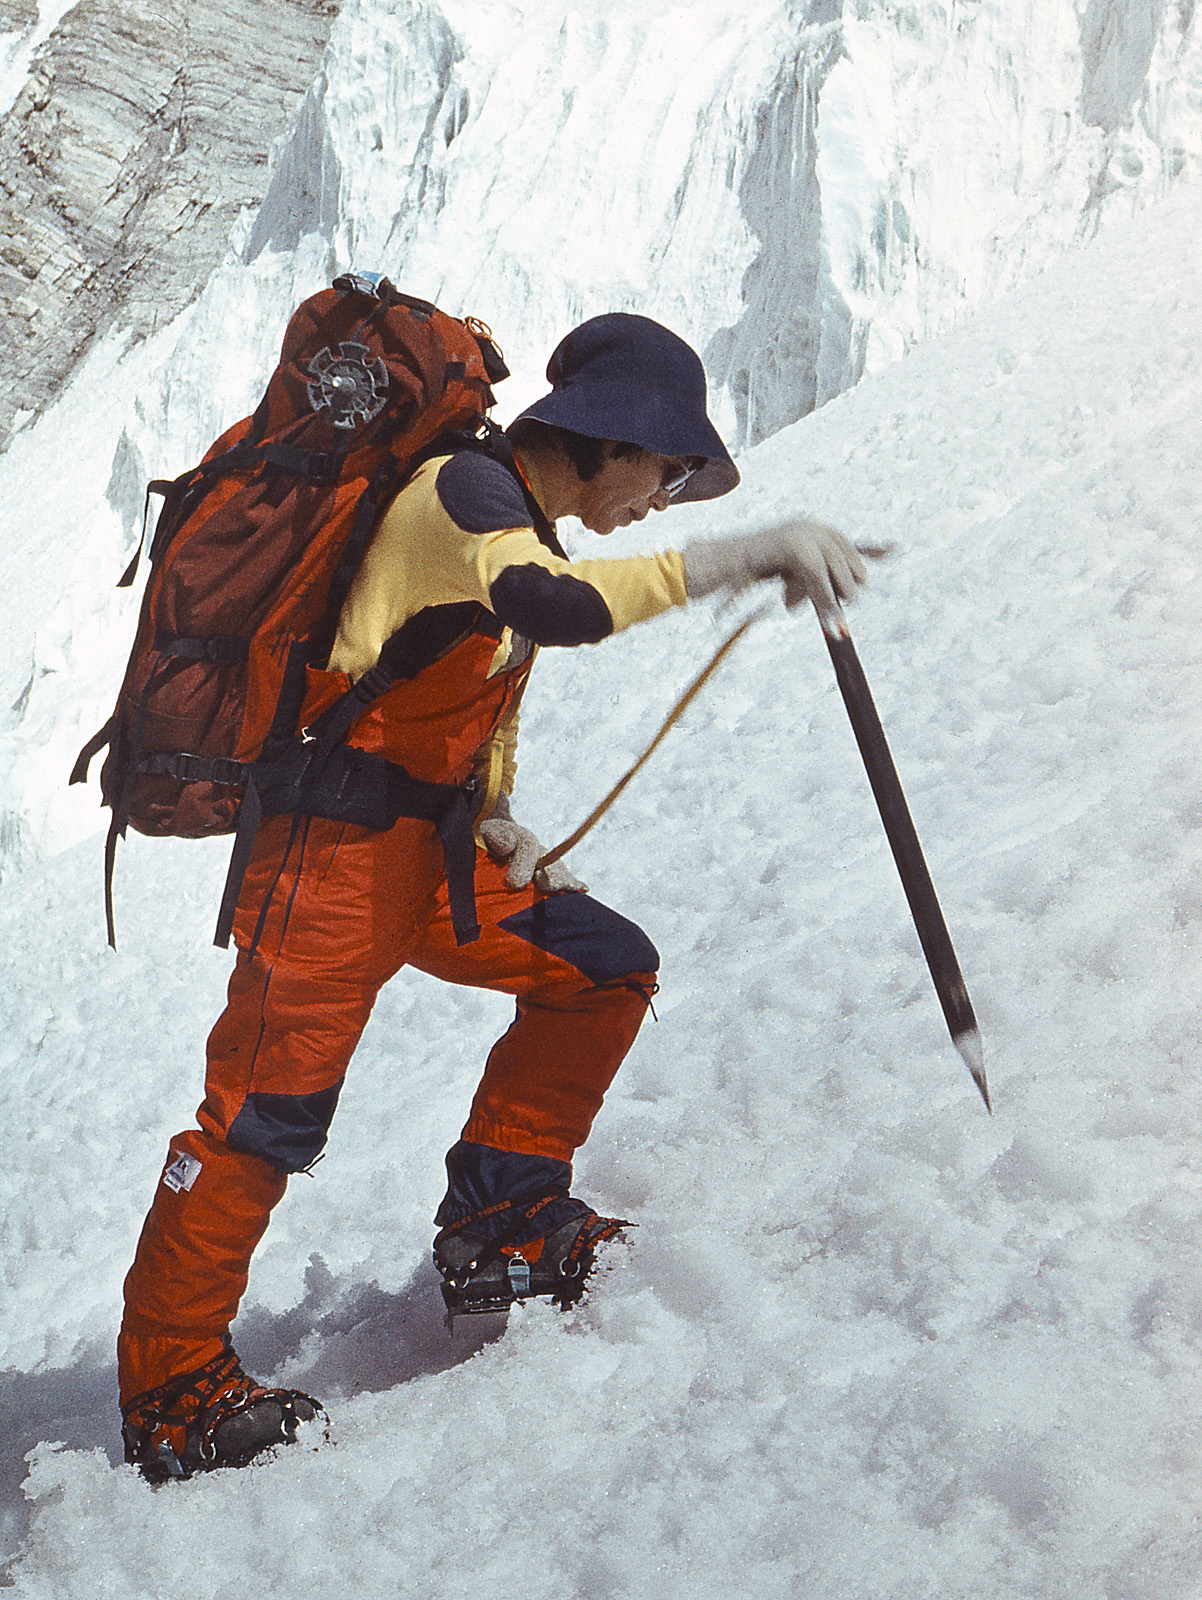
[479,796,587,893]
[683,520,867,613]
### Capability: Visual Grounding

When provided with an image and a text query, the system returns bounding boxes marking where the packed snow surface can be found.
[2,172,1202,1594]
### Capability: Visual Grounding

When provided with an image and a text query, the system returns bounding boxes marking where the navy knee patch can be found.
[498,894,659,985]
[226,1081,344,1173]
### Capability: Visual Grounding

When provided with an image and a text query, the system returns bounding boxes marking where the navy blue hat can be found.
[515,313,739,503]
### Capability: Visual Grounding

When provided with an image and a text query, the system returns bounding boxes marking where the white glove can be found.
[479,795,587,893]
[683,520,867,612]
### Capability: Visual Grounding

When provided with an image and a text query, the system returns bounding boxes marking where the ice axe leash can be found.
[813,597,990,1111]
[535,605,769,874]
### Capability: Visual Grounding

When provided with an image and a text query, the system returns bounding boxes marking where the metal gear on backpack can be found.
[306,341,389,428]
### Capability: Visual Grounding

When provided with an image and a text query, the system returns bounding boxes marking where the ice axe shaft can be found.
[815,598,990,1111]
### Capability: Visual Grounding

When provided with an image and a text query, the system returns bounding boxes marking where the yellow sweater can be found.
[329,449,688,813]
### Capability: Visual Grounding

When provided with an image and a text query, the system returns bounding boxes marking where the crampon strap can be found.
[436,1193,629,1289]
[122,1347,322,1478]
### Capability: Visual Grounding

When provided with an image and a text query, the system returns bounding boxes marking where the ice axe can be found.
[813,595,990,1111]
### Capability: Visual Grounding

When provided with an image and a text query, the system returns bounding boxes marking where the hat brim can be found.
[516,383,739,503]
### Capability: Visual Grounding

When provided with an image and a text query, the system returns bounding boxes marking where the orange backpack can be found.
[74,275,536,950]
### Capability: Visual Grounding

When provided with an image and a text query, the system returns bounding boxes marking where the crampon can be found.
[121,1343,326,1483]
[434,1192,629,1324]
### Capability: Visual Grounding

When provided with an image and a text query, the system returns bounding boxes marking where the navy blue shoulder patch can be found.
[436,452,534,535]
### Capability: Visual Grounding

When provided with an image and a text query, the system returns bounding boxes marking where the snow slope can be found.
[2,183,1202,1597]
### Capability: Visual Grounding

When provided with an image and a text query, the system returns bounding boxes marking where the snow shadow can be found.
[0,1348,122,1576]
[234,1255,509,1399]
[0,1263,500,1577]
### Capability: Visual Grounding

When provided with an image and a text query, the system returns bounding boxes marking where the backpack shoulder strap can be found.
[414,421,566,558]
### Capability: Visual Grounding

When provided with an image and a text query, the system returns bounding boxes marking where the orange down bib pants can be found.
[119,621,658,1402]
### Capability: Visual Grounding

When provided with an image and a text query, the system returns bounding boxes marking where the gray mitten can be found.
[683,520,866,612]
[479,795,587,893]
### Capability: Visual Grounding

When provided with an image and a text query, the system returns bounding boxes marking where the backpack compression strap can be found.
[117,443,347,590]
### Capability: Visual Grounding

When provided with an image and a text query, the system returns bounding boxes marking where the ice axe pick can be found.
[813,596,990,1112]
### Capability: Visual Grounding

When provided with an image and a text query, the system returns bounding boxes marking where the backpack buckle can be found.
[302,452,340,485]
[332,272,383,299]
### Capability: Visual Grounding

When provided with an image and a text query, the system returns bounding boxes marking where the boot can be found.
[434,1192,628,1319]
[121,1340,324,1483]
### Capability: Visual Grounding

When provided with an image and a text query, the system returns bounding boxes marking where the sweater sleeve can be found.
[329,453,688,679]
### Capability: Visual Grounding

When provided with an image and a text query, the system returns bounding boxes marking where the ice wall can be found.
[242,0,1202,447]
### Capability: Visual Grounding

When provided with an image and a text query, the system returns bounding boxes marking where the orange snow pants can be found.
[119,810,657,1402]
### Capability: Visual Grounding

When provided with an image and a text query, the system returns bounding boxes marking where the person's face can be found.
[574,447,690,536]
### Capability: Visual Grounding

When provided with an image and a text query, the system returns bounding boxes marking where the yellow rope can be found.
[535,605,768,872]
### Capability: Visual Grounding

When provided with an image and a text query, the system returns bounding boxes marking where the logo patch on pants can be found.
[162,1151,203,1193]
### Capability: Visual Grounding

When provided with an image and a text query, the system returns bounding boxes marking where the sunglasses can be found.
[660,458,699,500]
